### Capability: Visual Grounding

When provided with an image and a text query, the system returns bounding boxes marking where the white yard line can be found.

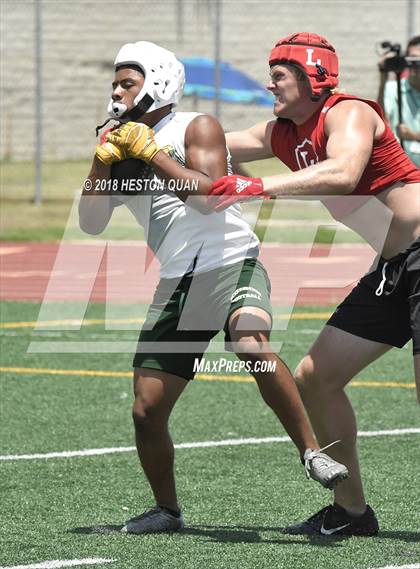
[367,565,420,569]
[1,428,419,462]
[0,559,114,569]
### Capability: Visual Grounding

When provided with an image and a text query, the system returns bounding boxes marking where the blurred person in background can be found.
[377,35,420,167]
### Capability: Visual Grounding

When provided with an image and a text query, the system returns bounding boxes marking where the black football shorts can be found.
[327,237,420,354]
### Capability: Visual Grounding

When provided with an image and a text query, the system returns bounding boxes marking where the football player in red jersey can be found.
[210,32,420,537]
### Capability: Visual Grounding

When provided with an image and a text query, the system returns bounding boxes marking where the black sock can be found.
[334,502,366,518]
[159,505,181,518]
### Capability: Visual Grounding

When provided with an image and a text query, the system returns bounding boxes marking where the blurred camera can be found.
[380,41,420,73]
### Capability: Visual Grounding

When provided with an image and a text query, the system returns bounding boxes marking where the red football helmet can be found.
[269,32,339,99]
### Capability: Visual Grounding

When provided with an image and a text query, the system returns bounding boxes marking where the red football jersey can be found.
[270,93,420,195]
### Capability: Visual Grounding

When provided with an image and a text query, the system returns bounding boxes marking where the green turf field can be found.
[1,300,418,569]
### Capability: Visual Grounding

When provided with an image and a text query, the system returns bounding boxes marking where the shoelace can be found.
[129,506,162,523]
[308,505,331,523]
[304,439,341,479]
[375,261,389,297]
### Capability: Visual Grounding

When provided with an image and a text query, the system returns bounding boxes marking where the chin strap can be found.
[126,93,155,121]
[96,93,156,136]
[95,118,114,138]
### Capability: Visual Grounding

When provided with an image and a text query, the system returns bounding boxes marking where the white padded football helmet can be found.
[107,41,185,121]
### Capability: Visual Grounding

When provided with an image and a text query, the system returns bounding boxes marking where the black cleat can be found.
[282,504,379,537]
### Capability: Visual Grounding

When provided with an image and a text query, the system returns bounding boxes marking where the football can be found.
[111,158,154,194]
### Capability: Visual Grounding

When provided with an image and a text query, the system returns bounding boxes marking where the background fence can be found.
[1,0,419,163]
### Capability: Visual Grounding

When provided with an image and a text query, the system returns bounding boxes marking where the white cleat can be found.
[304,441,349,489]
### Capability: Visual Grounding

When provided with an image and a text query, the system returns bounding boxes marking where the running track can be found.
[0,241,376,305]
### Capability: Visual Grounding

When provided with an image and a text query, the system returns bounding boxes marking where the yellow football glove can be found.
[107,122,160,163]
[95,141,127,165]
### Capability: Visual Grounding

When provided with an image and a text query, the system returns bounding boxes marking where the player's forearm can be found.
[229,146,272,163]
[262,158,358,197]
[152,150,211,194]
[79,157,114,234]
[151,150,214,213]
[402,129,420,142]
[226,129,273,162]
[232,162,251,176]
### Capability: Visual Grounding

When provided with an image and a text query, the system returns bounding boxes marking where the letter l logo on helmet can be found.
[306,48,321,67]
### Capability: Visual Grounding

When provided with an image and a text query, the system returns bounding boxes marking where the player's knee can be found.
[132,400,150,432]
[295,357,320,394]
[294,357,310,384]
[233,334,268,360]
[294,356,334,397]
[132,395,163,433]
